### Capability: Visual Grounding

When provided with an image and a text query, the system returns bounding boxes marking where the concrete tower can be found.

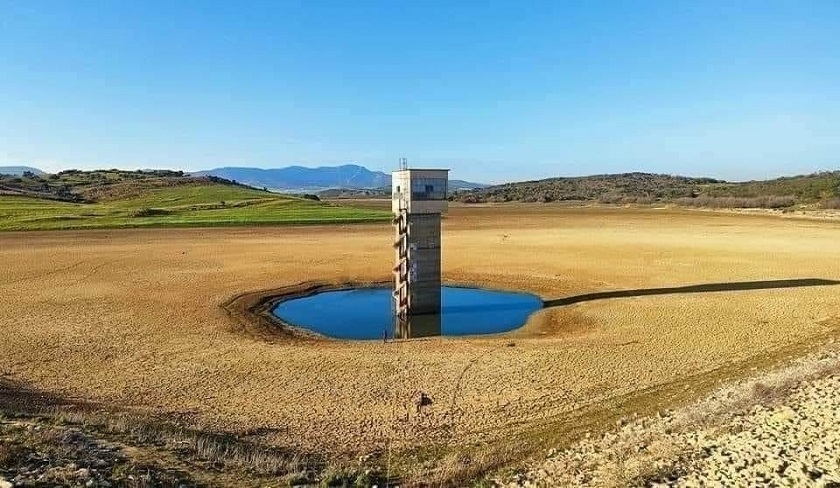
[392,161,449,324]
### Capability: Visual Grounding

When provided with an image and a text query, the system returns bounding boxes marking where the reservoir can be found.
[271,286,543,340]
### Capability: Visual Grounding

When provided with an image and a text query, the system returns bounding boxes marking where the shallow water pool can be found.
[271,286,543,340]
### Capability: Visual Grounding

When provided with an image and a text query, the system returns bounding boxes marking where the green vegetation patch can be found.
[0,187,389,231]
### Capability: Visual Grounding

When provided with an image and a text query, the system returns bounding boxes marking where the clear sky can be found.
[1,0,838,184]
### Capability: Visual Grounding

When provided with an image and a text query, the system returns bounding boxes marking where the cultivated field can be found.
[2,205,839,484]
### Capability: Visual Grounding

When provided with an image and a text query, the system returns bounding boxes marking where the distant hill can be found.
[0,168,260,203]
[194,164,486,192]
[0,166,44,176]
[452,171,840,209]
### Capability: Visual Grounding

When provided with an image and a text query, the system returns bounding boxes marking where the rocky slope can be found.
[0,419,196,487]
[498,345,840,487]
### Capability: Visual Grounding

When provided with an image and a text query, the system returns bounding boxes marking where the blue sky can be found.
[1,0,838,184]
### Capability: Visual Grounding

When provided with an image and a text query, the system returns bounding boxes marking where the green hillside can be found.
[0,170,390,231]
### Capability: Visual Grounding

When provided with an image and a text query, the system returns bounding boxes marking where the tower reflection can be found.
[393,313,442,339]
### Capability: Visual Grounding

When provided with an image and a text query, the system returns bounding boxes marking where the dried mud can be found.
[1,206,839,468]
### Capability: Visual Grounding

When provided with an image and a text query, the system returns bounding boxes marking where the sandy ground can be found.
[1,205,839,467]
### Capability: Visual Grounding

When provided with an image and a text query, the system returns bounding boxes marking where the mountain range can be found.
[0,166,45,176]
[193,164,486,192]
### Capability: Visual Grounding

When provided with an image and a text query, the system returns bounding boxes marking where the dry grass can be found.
[0,383,327,485]
[1,205,840,484]
[0,442,25,466]
[67,411,316,477]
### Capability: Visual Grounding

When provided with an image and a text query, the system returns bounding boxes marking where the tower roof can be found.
[392,168,450,173]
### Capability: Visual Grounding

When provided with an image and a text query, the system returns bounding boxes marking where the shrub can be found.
[675,195,796,209]
[598,193,624,204]
[819,197,840,209]
[129,208,172,218]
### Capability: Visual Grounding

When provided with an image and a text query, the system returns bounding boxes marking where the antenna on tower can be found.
[399,157,408,170]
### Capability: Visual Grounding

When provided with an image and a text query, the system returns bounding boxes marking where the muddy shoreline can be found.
[221,279,551,342]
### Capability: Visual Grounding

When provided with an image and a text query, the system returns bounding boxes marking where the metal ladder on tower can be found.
[392,200,409,323]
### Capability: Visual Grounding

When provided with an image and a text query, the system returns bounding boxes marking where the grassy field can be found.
[0,186,390,231]
[1,205,840,485]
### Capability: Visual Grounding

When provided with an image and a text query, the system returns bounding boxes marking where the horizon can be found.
[2,1,839,183]
[4,162,838,185]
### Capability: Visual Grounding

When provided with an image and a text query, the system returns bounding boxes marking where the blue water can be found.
[271,286,543,340]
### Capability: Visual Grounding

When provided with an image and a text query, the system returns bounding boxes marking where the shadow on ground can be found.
[544,278,840,308]
[0,377,101,414]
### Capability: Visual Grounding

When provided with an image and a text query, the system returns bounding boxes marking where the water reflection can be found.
[393,313,441,339]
